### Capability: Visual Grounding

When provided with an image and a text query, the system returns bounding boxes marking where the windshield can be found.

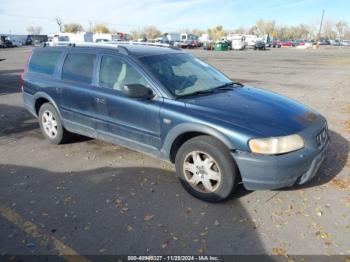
[140,53,232,97]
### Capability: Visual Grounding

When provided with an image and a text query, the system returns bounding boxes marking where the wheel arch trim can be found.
[161,123,236,161]
[33,92,63,123]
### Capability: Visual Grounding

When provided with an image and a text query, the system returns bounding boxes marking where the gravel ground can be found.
[0,46,349,257]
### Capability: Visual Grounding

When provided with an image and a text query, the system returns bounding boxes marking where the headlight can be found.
[249,134,304,154]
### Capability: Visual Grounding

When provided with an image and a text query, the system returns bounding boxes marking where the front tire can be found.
[175,136,238,202]
[38,103,70,144]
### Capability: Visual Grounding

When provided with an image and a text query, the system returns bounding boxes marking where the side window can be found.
[99,56,150,91]
[62,53,96,84]
[28,50,61,75]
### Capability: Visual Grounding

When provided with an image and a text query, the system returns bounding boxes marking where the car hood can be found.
[184,86,319,137]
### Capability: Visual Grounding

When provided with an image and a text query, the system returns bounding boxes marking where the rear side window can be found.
[62,53,96,84]
[99,55,149,91]
[28,50,61,75]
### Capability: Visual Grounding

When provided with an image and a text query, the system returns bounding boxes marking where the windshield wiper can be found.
[215,81,244,90]
[177,89,214,98]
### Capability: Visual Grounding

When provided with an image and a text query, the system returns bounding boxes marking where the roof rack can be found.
[42,41,181,54]
[103,41,181,50]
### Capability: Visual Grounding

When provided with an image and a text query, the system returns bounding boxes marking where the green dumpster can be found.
[214,42,229,51]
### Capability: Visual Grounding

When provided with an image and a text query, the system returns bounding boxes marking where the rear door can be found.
[93,54,163,151]
[58,50,99,137]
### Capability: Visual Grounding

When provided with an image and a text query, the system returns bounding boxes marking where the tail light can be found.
[20,49,32,90]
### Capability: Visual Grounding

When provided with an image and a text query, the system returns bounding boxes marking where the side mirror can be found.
[122,84,154,99]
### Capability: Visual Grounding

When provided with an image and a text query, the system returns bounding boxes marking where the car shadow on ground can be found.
[0,69,22,96]
[0,103,93,144]
[0,104,38,138]
[0,164,266,255]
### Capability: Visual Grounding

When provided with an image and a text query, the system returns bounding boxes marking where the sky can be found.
[0,0,349,34]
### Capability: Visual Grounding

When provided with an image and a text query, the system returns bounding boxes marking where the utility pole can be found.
[318,9,325,41]
[89,21,92,32]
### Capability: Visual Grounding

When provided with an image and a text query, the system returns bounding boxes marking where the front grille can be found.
[316,125,328,148]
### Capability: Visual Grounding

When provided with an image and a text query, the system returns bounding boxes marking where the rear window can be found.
[62,53,96,84]
[28,50,61,75]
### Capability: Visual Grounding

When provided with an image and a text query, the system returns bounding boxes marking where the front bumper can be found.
[233,118,329,190]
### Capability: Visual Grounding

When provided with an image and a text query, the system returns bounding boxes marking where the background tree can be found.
[345,30,350,39]
[209,25,227,41]
[322,20,337,40]
[92,23,110,33]
[335,21,348,40]
[231,27,246,34]
[63,23,84,33]
[142,26,161,40]
[27,26,43,35]
[55,17,63,32]
[190,28,205,36]
[247,25,258,35]
[255,19,276,35]
[110,29,119,34]
[130,29,143,40]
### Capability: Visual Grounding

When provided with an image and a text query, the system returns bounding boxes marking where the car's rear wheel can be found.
[38,103,70,144]
[175,135,238,202]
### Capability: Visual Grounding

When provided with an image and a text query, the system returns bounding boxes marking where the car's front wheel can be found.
[38,103,70,144]
[175,136,239,202]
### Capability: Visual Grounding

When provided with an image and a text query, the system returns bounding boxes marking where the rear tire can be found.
[38,103,70,144]
[175,135,238,202]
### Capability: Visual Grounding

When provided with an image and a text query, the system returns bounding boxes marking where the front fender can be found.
[160,122,236,161]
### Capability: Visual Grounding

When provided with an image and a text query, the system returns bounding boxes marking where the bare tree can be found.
[130,29,143,40]
[27,26,43,35]
[55,17,63,32]
[322,20,337,40]
[255,19,276,36]
[142,26,161,40]
[190,28,205,36]
[231,27,246,34]
[335,20,348,40]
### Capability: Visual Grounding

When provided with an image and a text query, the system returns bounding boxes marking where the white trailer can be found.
[180,33,198,41]
[47,32,93,46]
[164,33,181,43]
[244,34,258,48]
[227,34,246,50]
[93,33,112,42]
[199,33,211,43]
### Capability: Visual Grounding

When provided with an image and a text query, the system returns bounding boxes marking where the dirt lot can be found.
[0,46,349,257]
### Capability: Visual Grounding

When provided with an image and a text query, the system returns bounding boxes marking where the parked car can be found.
[0,36,14,48]
[293,40,305,46]
[254,40,266,50]
[317,40,331,45]
[271,40,282,48]
[179,40,199,48]
[21,43,329,202]
[281,41,294,47]
[25,35,48,46]
[340,40,350,46]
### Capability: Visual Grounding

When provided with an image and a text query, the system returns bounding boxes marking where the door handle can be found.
[95,97,106,104]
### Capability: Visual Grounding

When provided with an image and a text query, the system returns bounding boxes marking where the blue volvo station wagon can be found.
[21,43,329,202]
